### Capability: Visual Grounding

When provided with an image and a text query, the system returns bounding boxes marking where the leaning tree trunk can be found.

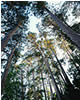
[1,43,18,94]
[41,71,47,100]
[44,58,61,100]
[48,74,54,100]
[51,49,72,85]
[32,65,37,100]
[35,42,62,100]
[1,21,22,51]
[66,46,80,72]
[44,7,80,50]
[21,69,24,100]
[60,34,80,71]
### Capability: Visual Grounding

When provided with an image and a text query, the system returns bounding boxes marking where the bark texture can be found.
[1,22,21,51]
[1,44,18,94]
[45,7,80,50]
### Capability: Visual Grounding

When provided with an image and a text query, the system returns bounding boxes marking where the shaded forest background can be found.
[1,1,80,100]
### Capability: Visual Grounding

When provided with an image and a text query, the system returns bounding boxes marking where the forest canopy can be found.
[1,1,80,100]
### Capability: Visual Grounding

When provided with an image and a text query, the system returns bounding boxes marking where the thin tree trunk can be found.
[51,49,72,85]
[59,72,66,84]
[57,32,80,72]
[65,46,80,71]
[1,43,18,94]
[26,67,30,90]
[35,42,61,100]
[44,58,61,100]
[48,74,53,100]
[46,85,50,100]
[32,68,37,100]
[21,69,24,100]
[1,21,22,51]
[60,35,80,70]
[44,7,80,50]
[66,49,80,70]
[44,33,71,85]
[58,75,65,94]
[33,71,35,90]
[49,51,66,84]
[16,79,18,100]
[41,71,47,100]
[57,75,63,93]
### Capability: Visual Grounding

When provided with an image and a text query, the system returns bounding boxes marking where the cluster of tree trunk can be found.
[1,2,80,100]
[44,6,80,50]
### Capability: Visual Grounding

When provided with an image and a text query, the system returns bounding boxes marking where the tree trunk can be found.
[1,21,22,51]
[32,68,37,100]
[16,79,18,100]
[59,72,66,84]
[44,7,80,50]
[61,36,80,71]
[44,58,61,100]
[41,71,47,100]
[48,74,54,100]
[21,69,24,100]
[51,50,72,85]
[36,46,61,100]
[27,68,30,90]
[1,43,18,94]
[66,48,80,71]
